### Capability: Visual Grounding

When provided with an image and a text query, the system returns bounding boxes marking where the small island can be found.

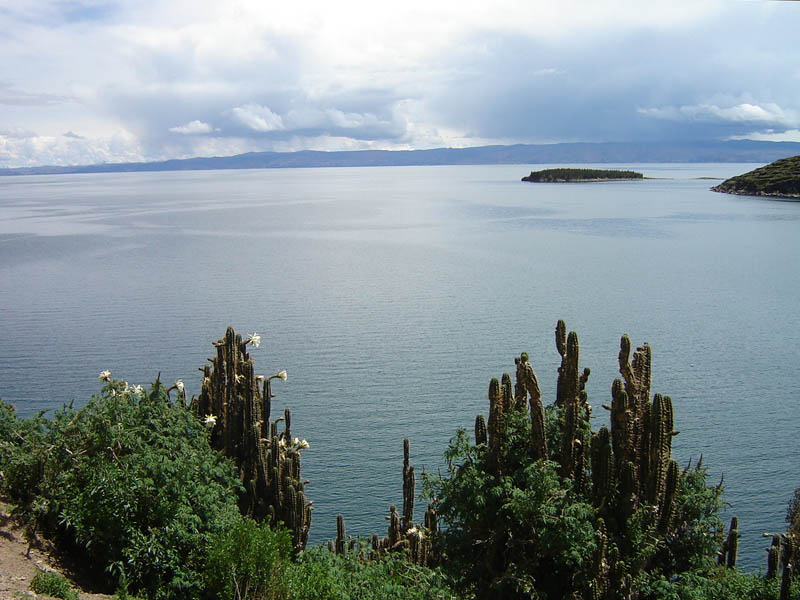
[711,155,800,198]
[521,168,644,182]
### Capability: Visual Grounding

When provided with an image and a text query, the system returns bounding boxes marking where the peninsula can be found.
[711,155,800,198]
[521,168,643,182]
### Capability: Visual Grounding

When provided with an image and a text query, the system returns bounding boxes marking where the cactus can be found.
[402,438,415,532]
[767,535,781,579]
[718,516,740,568]
[191,327,311,551]
[780,536,796,600]
[335,514,347,554]
[474,321,705,600]
[475,414,488,446]
[367,439,435,566]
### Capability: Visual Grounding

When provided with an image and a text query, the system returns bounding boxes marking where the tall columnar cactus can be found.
[402,438,415,532]
[475,414,488,446]
[365,439,435,566]
[717,516,739,568]
[191,327,312,552]
[473,321,696,600]
[767,535,781,579]
[335,514,347,554]
[780,536,796,600]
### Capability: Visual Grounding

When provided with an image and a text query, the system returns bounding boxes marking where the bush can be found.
[423,328,732,600]
[30,570,80,600]
[1,378,242,599]
[285,545,461,600]
[425,411,597,599]
[203,517,292,600]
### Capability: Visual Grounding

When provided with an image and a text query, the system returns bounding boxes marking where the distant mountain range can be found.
[3,140,800,176]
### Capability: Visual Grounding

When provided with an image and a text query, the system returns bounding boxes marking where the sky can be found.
[1,0,799,167]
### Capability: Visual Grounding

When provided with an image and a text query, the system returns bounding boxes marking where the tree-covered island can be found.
[711,155,800,198]
[521,168,644,182]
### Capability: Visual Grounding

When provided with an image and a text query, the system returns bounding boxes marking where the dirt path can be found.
[0,501,112,600]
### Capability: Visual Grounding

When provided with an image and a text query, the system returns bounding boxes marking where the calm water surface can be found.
[1,163,798,569]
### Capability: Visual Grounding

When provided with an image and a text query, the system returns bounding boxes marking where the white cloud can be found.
[168,119,213,134]
[230,104,285,132]
[638,103,800,128]
[0,127,38,139]
[1,0,800,164]
[0,129,145,168]
[731,129,800,143]
[282,107,400,134]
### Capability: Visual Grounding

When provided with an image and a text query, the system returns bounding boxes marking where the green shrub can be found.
[424,401,727,600]
[637,567,797,600]
[30,570,80,600]
[425,410,597,600]
[203,517,292,600]
[1,378,242,599]
[285,545,461,600]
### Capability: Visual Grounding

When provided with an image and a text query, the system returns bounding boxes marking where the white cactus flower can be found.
[131,384,144,396]
[298,439,310,450]
[204,414,217,426]
[175,380,185,393]
[99,370,112,382]
[248,333,261,348]
[277,370,288,381]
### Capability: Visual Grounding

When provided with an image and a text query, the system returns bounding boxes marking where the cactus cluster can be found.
[761,531,798,600]
[472,320,697,599]
[760,533,798,600]
[332,438,437,566]
[191,327,312,552]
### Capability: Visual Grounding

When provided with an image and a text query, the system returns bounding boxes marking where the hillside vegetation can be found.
[522,168,643,182]
[1,324,799,600]
[712,155,800,198]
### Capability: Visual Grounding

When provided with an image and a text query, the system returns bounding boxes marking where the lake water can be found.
[1,163,798,570]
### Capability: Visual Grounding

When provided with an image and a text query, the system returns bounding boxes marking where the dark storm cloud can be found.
[422,9,800,143]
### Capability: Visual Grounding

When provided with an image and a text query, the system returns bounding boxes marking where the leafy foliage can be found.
[428,411,596,599]
[203,517,292,600]
[0,379,241,599]
[30,570,81,600]
[424,376,729,600]
[285,544,460,600]
[636,566,798,600]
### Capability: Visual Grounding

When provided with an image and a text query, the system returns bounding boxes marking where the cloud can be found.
[730,129,800,143]
[229,104,285,132]
[2,0,800,165]
[0,129,144,168]
[63,131,86,139]
[0,82,71,106]
[0,127,38,139]
[168,120,213,134]
[637,103,800,128]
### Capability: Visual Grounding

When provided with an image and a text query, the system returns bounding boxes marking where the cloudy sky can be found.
[1,0,799,167]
